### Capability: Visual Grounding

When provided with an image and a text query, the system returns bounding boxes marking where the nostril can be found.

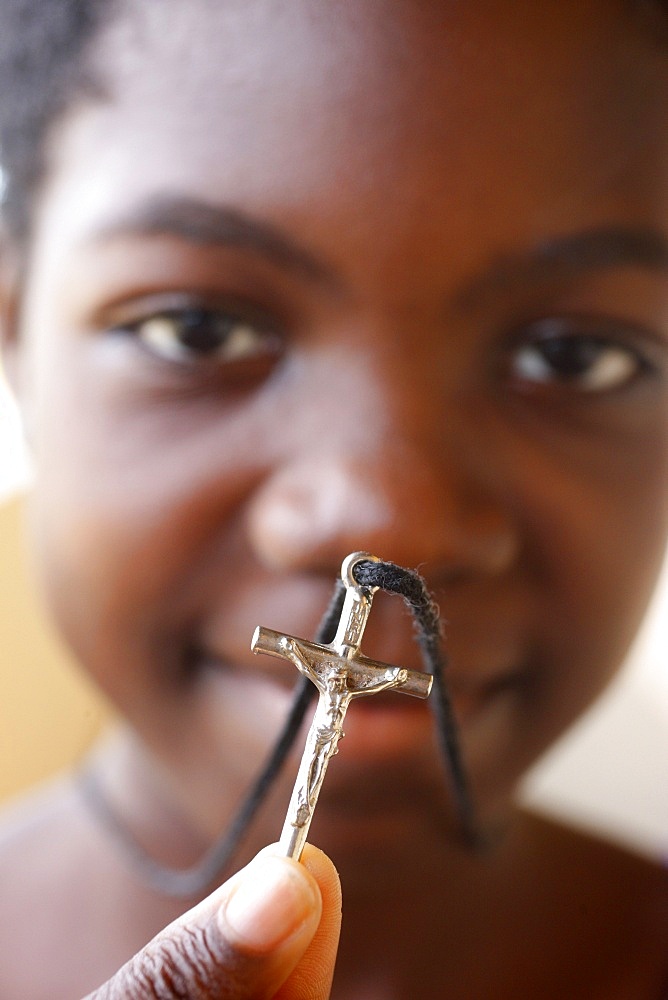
[246,452,520,579]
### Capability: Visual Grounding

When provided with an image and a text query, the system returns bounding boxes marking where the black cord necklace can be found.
[77,556,478,898]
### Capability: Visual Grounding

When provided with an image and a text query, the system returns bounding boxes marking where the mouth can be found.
[196,638,526,732]
[194,569,530,727]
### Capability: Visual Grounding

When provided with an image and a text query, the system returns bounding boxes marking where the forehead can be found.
[33,0,668,281]
[88,0,664,147]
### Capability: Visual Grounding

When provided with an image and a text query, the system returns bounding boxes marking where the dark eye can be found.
[509,321,651,393]
[122,307,279,366]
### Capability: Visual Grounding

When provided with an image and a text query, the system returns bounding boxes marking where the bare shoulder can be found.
[0,775,174,1000]
[520,809,668,904]
[515,810,668,998]
[0,774,96,903]
[0,776,118,998]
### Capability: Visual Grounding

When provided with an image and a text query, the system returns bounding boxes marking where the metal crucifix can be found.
[251,551,433,860]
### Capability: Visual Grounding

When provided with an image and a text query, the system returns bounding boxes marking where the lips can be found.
[197,638,525,731]
[196,573,529,731]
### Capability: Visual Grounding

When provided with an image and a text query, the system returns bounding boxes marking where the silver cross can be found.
[251,551,433,860]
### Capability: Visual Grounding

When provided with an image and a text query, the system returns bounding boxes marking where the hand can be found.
[85,844,341,1000]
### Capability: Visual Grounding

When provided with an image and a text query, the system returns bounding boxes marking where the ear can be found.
[0,227,23,396]
[0,227,35,461]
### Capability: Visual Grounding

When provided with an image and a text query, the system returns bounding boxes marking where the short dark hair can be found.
[0,0,116,243]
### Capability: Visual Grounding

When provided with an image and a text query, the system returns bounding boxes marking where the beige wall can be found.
[0,496,108,803]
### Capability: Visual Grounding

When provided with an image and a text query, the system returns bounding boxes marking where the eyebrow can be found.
[458,226,668,308]
[90,194,341,290]
[90,202,668,306]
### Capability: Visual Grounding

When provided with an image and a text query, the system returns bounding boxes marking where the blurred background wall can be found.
[1,376,666,857]
[0,375,108,800]
[0,495,109,800]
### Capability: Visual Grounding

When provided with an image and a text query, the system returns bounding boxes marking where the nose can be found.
[246,399,519,583]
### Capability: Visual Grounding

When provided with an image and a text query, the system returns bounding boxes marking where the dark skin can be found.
[1,0,668,996]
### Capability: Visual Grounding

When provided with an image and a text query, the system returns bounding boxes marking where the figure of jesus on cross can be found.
[251,552,433,859]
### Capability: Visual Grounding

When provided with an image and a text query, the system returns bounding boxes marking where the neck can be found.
[86,728,214,870]
[85,724,519,901]
[329,810,540,1000]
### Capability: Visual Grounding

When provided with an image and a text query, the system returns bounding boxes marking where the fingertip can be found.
[299,843,342,908]
[270,845,342,1000]
[221,853,322,955]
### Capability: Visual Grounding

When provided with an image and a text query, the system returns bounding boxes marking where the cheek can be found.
[463,447,668,818]
[23,346,277,702]
[525,441,668,726]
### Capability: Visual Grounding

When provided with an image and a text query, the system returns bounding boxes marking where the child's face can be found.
[8,0,668,836]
